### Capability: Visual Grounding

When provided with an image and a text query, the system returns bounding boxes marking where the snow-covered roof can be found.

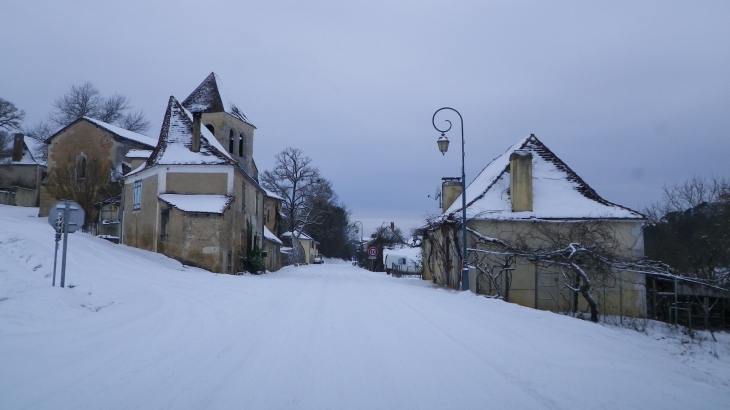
[382,246,422,262]
[128,96,234,175]
[443,134,644,221]
[263,226,283,245]
[280,231,318,243]
[125,149,152,159]
[181,72,254,127]
[264,189,284,201]
[0,135,45,166]
[83,117,158,148]
[159,194,233,214]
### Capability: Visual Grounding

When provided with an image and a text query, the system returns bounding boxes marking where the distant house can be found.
[0,133,46,207]
[281,231,319,264]
[38,117,158,221]
[263,189,285,271]
[422,134,646,318]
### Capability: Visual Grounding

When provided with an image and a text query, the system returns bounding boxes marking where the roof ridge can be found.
[445,134,644,219]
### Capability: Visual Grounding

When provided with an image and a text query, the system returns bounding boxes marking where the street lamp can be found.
[432,107,469,291]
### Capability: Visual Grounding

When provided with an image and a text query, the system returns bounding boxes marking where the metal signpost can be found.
[48,200,85,288]
[367,246,378,271]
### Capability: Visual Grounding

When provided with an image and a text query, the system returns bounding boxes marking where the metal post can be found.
[619,271,623,324]
[52,238,60,286]
[60,201,70,288]
[534,260,539,309]
[673,277,678,324]
[52,211,62,287]
[432,107,469,291]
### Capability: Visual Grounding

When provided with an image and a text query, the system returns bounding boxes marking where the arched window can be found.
[205,124,215,134]
[77,155,87,180]
[228,129,235,153]
[238,133,244,157]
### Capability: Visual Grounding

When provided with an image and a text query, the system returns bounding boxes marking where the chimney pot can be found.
[11,133,24,162]
[509,150,533,212]
[441,177,462,212]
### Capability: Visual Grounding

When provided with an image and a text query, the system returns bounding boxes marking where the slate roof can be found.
[181,72,254,127]
[0,135,46,166]
[44,117,158,154]
[443,134,644,221]
[281,231,318,243]
[128,96,234,175]
[83,117,158,148]
[264,226,283,245]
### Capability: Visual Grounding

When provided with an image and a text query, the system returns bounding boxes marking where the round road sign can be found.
[367,247,378,259]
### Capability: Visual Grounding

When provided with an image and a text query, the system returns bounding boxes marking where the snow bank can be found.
[0,205,728,410]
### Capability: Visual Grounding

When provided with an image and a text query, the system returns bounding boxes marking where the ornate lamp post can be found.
[432,107,469,291]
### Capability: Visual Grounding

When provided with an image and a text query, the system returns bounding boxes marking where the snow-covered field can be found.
[1,205,729,410]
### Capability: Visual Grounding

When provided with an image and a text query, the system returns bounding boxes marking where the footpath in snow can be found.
[1,205,729,409]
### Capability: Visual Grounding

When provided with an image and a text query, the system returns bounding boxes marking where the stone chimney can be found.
[509,150,533,212]
[441,177,462,213]
[191,112,202,153]
[11,133,24,162]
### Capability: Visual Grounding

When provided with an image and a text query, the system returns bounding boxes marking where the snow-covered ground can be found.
[1,205,729,409]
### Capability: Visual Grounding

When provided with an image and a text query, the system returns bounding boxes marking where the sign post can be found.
[48,200,85,288]
[367,247,378,272]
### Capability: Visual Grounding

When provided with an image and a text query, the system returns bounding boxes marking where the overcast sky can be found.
[2,1,729,235]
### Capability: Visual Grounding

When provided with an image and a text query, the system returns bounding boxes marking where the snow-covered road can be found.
[1,205,729,409]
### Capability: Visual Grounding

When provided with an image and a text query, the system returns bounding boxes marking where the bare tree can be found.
[0,131,12,158]
[644,176,730,287]
[118,110,151,134]
[0,97,25,131]
[23,120,55,162]
[261,148,331,262]
[426,218,637,322]
[644,176,730,223]
[48,82,150,133]
[96,94,130,124]
[44,158,119,228]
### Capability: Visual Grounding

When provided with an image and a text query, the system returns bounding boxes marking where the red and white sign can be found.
[367,247,378,259]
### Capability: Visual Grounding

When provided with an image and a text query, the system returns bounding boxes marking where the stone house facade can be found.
[422,134,647,318]
[38,117,158,218]
[121,92,274,274]
[281,231,319,264]
[0,133,46,206]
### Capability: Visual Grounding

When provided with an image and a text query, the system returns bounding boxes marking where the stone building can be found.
[0,133,46,206]
[422,134,647,318]
[38,117,158,218]
[121,95,272,273]
[281,231,319,265]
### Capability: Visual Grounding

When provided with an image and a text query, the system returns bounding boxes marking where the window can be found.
[205,124,215,134]
[133,180,142,210]
[242,182,246,212]
[160,208,170,240]
[255,191,259,217]
[229,129,235,153]
[77,155,87,180]
[238,134,244,157]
